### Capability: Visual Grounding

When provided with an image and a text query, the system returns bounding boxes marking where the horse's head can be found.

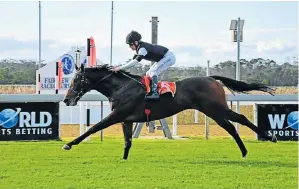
[63,63,141,106]
[63,64,116,106]
[63,64,92,106]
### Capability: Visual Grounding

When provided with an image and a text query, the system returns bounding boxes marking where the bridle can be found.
[70,68,145,102]
[70,71,114,102]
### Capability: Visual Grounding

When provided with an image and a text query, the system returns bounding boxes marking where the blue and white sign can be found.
[0,108,21,129]
[0,102,59,141]
[286,111,298,130]
[61,54,75,75]
[36,47,88,94]
[257,104,298,141]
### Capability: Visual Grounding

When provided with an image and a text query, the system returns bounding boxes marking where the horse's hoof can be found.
[62,144,72,150]
[272,135,277,143]
[242,150,248,158]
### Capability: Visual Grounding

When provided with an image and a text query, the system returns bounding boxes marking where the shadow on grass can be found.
[186,159,298,168]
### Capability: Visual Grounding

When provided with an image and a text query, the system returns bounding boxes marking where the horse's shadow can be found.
[187,159,297,168]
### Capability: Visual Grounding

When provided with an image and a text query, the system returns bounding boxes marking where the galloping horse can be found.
[62,64,277,160]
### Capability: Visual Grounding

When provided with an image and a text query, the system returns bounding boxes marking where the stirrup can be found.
[145,92,160,99]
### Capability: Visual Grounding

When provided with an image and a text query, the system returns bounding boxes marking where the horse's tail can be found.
[210,75,275,96]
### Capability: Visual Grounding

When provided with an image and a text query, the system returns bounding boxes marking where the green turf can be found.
[0,137,298,189]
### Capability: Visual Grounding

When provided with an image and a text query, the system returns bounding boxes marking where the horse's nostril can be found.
[63,98,69,104]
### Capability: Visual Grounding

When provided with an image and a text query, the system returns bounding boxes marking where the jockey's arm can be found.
[119,48,147,70]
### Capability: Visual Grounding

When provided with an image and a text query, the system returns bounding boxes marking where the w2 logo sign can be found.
[0,102,59,141]
[257,104,298,141]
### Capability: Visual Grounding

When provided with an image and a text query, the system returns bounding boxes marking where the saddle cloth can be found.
[141,76,176,97]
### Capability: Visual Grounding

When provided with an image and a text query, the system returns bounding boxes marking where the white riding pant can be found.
[146,51,176,78]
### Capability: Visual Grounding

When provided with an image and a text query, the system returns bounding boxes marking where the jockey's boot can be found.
[146,75,160,100]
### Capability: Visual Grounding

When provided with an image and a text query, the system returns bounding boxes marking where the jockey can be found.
[112,30,176,99]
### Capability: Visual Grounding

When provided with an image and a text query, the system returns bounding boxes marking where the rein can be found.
[73,70,145,101]
[93,71,145,88]
[119,71,145,88]
[94,73,114,85]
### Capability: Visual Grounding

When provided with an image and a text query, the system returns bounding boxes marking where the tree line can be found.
[0,58,297,86]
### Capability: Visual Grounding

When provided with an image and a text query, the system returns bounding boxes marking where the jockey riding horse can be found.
[111,30,176,99]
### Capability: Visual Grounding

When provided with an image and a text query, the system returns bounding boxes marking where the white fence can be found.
[0,94,297,138]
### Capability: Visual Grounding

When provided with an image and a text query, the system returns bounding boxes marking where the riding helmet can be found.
[126,31,142,44]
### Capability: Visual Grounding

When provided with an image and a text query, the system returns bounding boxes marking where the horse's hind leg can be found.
[213,117,248,157]
[225,110,277,142]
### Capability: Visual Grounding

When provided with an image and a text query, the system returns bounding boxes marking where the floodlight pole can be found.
[150,17,159,65]
[236,17,241,81]
[110,1,114,66]
[236,17,241,134]
[38,1,41,70]
[229,17,244,134]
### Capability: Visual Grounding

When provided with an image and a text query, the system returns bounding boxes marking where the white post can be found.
[194,110,198,123]
[36,71,40,94]
[205,60,210,139]
[79,102,85,136]
[172,114,177,136]
[205,114,209,140]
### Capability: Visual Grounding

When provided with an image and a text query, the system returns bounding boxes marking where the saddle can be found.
[141,76,176,126]
[141,76,176,97]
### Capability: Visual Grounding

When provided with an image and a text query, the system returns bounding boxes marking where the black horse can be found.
[62,64,277,160]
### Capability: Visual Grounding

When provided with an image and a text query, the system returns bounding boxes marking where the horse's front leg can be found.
[62,110,123,150]
[122,122,133,160]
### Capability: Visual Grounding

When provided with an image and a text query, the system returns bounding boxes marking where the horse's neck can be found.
[94,83,114,98]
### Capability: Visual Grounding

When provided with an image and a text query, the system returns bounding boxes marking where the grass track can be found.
[0,137,298,189]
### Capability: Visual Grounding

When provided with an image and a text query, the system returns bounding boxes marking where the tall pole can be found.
[150,16,159,66]
[110,1,114,66]
[235,17,241,134]
[38,1,41,69]
[149,16,160,130]
[236,17,241,81]
[205,60,210,140]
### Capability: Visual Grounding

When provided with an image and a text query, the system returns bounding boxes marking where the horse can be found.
[62,64,277,160]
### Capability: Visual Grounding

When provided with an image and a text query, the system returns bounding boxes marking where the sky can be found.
[0,0,298,67]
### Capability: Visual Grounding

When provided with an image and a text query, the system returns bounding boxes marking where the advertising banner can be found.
[0,102,59,141]
[257,104,298,141]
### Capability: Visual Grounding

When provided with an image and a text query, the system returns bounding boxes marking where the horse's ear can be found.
[80,63,85,72]
[75,64,79,71]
